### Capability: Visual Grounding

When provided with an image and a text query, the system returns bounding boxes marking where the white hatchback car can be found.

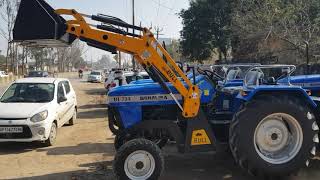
[0,78,77,146]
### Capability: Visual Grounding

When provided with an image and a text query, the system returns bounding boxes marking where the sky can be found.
[0,0,190,62]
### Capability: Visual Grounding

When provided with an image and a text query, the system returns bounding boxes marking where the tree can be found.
[165,40,182,62]
[29,48,49,70]
[94,55,117,70]
[232,0,320,65]
[180,0,232,62]
[56,40,87,72]
[0,54,5,64]
[0,0,20,72]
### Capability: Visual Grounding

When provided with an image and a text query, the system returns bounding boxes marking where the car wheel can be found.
[44,122,57,146]
[69,108,77,125]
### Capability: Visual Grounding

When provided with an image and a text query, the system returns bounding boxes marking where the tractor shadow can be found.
[10,161,115,180]
[78,104,107,109]
[76,103,108,120]
[85,88,106,96]
[77,109,108,119]
[0,142,45,154]
[36,142,114,156]
[161,145,320,180]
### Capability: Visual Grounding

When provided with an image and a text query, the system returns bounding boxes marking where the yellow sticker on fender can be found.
[204,89,209,96]
[191,129,211,146]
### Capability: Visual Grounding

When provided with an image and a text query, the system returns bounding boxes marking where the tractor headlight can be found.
[30,110,48,123]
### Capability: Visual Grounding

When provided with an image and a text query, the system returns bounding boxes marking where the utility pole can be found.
[118,51,122,68]
[131,0,136,70]
[154,26,164,40]
[91,50,93,70]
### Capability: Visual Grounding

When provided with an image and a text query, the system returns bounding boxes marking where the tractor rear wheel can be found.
[229,95,318,177]
[113,138,164,180]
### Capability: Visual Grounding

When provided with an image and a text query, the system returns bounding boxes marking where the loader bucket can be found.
[13,0,76,47]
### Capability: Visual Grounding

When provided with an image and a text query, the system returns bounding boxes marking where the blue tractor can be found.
[279,74,320,96]
[13,0,319,179]
[108,65,320,178]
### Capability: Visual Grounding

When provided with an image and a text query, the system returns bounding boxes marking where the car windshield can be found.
[0,83,55,103]
[28,71,43,77]
[90,72,100,75]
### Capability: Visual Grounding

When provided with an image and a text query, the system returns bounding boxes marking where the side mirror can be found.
[58,96,67,103]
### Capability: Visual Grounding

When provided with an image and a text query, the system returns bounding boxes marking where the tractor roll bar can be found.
[243,65,296,87]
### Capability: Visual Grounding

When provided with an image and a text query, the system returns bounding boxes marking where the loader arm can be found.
[55,9,200,118]
[13,0,199,118]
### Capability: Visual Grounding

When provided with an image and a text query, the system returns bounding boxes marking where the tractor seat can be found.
[245,71,264,86]
[226,69,240,80]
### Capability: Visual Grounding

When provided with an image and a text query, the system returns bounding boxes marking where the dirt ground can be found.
[0,77,320,180]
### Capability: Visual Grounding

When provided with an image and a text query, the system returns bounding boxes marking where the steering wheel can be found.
[197,67,224,81]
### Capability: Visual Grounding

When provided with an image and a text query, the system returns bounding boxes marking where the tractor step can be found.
[209,120,231,124]
[214,111,233,115]
[209,111,233,124]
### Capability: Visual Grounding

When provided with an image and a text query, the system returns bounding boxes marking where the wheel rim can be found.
[254,113,303,164]
[124,150,155,180]
[50,124,57,141]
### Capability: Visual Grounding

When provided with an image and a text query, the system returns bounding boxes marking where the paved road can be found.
[0,78,319,180]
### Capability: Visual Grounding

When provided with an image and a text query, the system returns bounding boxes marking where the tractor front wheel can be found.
[113,138,164,180]
[229,95,318,177]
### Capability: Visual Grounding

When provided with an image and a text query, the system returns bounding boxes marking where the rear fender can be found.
[238,88,317,108]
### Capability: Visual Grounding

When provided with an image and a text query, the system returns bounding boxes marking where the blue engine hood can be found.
[130,79,154,84]
[109,75,208,96]
[108,75,215,104]
[108,82,179,96]
[278,74,320,90]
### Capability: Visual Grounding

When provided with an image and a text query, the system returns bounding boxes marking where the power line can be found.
[160,0,177,29]
[154,0,161,28]
[150,0,174,10]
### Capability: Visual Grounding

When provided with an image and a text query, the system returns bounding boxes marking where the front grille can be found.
[0,118,27,121]
[0,125,32,139]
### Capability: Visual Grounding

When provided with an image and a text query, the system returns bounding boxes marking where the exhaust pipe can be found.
[13,0,76,47]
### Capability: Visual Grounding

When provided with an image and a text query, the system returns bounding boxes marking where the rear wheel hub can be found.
[254,113,303,164]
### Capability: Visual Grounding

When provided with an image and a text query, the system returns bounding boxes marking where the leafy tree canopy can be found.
[180,0,232,62]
